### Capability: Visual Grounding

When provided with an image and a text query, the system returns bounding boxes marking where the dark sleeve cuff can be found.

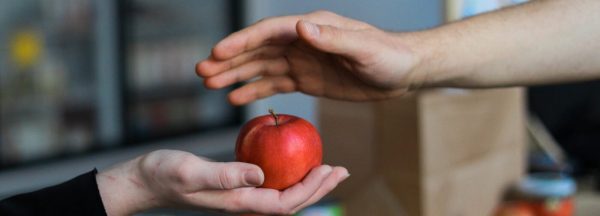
[0,169,107,216]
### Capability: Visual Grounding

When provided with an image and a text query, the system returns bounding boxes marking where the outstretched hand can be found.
[97,150,349,215]
[197,11,422,105]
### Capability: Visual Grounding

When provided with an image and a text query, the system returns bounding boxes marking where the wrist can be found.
[97,156,159,215]
[393,29,454,90]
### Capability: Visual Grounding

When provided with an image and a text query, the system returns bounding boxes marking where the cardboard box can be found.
[319,88,526,216]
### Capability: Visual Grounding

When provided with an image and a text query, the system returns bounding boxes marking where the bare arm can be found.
[196,0,600,105]
[413,0,600,88]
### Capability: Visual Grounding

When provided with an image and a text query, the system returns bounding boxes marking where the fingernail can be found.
[303,21,320,38]
[340,172,350,181]
[244,171,264,186]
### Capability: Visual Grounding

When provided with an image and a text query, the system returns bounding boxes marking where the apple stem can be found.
[269,108,279,126]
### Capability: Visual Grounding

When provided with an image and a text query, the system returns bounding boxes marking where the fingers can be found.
[192,161,265,190]
[291,166,350,213]
[210,10,371,61]
[278,165,334,207]
[185,165,348,215]
[227,75,297,105]
[196,45,295,105]
[196,45,288,78]
[297,20,368,58]
[231,165,335,215]
[212,15,301,60]
[203,57,290,89]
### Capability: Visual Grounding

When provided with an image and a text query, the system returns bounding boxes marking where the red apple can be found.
[236,109,323,190]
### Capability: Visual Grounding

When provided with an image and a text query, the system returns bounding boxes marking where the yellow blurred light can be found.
[10,30,42,69]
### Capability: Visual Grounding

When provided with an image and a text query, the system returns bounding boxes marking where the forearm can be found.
[408,0,600,88]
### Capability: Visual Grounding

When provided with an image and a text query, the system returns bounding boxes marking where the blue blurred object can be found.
[296,200,343,216]
[518,172,576,198]
[528,151,573,174]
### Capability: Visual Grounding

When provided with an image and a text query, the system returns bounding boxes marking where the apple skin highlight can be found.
[236,112,323,190]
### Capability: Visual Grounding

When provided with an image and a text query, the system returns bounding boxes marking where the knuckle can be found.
[276,78,295,93]
[272,59,288,75]
[253,49,269,61]
[227,59,236,70]
[172,154,196,184]
[261,61,271,74]
[310,10,335,17]
[320,26,340,40]
[173,164,189,185]
[218,169,236,189]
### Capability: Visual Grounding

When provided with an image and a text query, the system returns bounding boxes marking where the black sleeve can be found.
[0,169,107,216]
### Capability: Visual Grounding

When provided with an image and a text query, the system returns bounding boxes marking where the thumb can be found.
[200,162,264,190]
[296,20,365,57]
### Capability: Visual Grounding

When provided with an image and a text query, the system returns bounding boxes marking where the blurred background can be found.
[0,0,598,215]
[0,0,242,168]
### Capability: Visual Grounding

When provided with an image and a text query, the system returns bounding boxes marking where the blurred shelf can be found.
[0,128,239,198]
[131,83,202,102]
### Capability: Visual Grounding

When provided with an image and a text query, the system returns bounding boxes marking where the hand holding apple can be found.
[236,109,323,190]
[97,149,348,215]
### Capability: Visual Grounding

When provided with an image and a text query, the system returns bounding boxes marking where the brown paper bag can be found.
[320,88,526,216]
